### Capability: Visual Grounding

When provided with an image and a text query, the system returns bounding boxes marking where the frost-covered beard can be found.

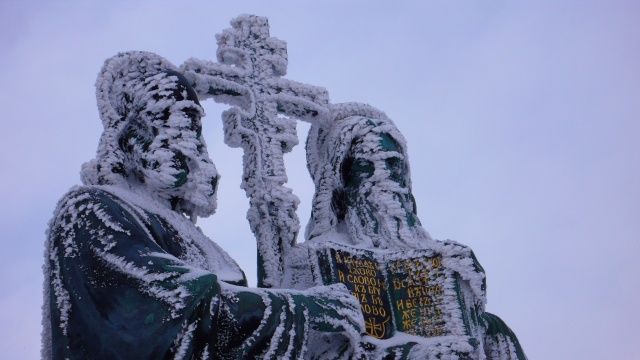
[344,175,428,249]
[125,73,219,219]
[137,130,219,219]
[341,138,428,249]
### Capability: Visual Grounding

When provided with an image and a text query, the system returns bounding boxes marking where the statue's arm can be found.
[481,312,527,360]
[46,188,220,358]
[46,188,363,359]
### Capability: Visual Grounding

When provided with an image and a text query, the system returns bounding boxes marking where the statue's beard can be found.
[138,146,218,219]
[172,156,218,219]
[344,182,428,249]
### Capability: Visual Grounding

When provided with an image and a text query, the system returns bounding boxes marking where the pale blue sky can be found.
[1,1,639,358]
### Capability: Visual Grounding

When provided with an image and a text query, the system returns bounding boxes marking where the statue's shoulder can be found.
[63,184,113,199]
[48,185,139,239]
[52,185,125,217]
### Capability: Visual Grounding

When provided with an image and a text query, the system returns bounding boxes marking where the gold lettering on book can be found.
[389,256,447,337]
[331,250,390,339]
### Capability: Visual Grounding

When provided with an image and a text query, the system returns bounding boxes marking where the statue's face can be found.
[339,132,421,248]
[121,72,219,217]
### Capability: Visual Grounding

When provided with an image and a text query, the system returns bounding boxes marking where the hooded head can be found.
[81,51,219,218]
[305,103,431,249]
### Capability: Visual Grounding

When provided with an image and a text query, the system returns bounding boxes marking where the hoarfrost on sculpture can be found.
[43,50,363,360]
[43,14,527,360]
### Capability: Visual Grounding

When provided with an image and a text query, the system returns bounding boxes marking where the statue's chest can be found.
[138,212,208,270]
[133,209,246,285]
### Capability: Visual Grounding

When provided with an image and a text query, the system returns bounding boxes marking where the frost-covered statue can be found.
[42,51,364,359]
[305,104,428,248]
[177,14,526,360]
[44,13,527,360]
[299,103,527,359]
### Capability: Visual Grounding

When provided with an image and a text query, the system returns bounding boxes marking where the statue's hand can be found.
[296,283,364,337]
[359,337,418,359]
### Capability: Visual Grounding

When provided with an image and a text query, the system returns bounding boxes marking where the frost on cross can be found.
[182,15,330,289]
[42,14,527,360]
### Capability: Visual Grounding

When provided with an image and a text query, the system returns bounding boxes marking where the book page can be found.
[387,255,448,337]
[322,248,394,339]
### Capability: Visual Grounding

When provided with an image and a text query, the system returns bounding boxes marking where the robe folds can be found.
[43,186,362,360]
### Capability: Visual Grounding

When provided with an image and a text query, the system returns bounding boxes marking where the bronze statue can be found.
[43,15,526,360]
[43,51,363,359]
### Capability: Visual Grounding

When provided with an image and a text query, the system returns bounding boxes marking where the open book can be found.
[312,243,473,340]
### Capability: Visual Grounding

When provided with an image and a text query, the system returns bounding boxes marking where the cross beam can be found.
[181,15,330,288]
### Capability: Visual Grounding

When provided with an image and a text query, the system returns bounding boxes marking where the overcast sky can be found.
[1,1,639,359]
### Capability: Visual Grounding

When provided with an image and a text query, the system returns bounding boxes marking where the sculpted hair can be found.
[81,51,179,186]
[81,51,219,218]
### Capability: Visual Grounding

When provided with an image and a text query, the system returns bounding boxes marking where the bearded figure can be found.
[302,103,527,360]
[42,51,364,360]
[305,103,430,249]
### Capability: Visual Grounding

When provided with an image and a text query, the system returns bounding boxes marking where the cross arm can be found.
[181,58,251,112]
[264,78,331,125]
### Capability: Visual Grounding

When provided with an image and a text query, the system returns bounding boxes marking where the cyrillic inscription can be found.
[388,256,447,337]
[331,249,393,339]
[317,246,464,340]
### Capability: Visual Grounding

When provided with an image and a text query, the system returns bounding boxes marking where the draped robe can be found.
[43,186,359,359]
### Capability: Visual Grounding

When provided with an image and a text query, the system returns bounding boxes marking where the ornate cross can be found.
[181,15,330,288]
